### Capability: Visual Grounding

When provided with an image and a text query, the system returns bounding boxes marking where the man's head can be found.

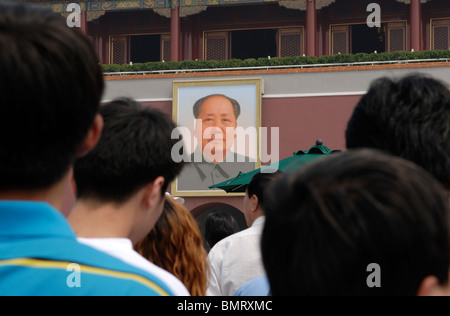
[205,211,240,249]
[346,74,450,191]
[73,98,184,234]
[0,1,104,191]
[244,171,283,227]
[193,94,240,162]
[262,149,450,296]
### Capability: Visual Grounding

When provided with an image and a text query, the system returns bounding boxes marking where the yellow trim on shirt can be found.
[0,258,170,296]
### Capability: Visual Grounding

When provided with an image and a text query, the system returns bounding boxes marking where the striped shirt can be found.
[0,201,174,296]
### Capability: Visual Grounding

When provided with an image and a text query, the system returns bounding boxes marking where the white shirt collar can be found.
[77,237,133,250]
[251,216,265,228]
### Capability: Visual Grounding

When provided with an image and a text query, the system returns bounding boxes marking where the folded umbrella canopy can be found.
[209,140,342,193]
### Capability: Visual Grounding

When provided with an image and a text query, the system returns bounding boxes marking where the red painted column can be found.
[182,18,193,61]
[306,0,317,56]
[80,11,88,35]
[170,7,180,62]
[410,0,422,51]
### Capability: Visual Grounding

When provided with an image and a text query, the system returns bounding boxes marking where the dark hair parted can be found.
[74,98,184,203]
[346,74,450,189]
[262,149,450,296]
[193,94,241,119]
[247,171,284,212]
[205,211,240,249]
[0,1,104,190]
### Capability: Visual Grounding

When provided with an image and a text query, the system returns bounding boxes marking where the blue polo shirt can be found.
[0,201,174,296]
[234,275,271,296]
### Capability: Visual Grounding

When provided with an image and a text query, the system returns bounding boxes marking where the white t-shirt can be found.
[206,216,266,296]
[78,238,190,296]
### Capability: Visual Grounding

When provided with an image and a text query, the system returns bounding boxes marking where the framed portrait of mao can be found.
[171,78,263,197]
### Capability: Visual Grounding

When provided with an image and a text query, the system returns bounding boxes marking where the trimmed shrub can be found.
[102,50,450,74]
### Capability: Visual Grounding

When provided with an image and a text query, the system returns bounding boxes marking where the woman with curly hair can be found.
[135,196,208,296]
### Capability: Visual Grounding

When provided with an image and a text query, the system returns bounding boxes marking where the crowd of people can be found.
[0,1,449,296]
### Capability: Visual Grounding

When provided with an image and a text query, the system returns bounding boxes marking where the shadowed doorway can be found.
[231,29,277,60]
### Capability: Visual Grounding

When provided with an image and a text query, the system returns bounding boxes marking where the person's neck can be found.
[0,172,69,212]
[68,199,136,243]
[247,211,265,227]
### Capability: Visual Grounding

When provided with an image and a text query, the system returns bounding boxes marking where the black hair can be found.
[346,74,450,189]
[0,1,104,190]
[247,171,284,211]
[193,94,241,119]
[204,211,240,249]
[262,149,450,296]
[74,98,184,203]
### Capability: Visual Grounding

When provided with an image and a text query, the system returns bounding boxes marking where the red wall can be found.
[261,95,360,159]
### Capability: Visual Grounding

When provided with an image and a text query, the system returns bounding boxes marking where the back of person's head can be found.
[246,171,284,211]
[136,197,208,296]
[74,98,184,203]
[346,74,450,189]
[262,149,450,296]
[0,1,104,190]
[205,211,240,249]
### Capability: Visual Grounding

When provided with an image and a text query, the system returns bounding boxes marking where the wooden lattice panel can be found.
[432,19,450,50]
[387,22,406,52]
[205,32,229,61]
[331,26,349,55]
[110,36,128,65]
[161,34,171,62]
[278,28,304,57]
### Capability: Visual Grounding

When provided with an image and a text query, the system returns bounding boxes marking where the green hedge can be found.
[102,50,450,73]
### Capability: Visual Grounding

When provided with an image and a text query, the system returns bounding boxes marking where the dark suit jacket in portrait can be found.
[177,148,256,191]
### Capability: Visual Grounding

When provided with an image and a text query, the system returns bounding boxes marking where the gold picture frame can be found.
[171,78,263,197]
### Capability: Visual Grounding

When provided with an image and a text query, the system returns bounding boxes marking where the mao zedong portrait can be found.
[177,94,255,192]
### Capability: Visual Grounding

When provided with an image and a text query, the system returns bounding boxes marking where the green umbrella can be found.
[209,140,342,193]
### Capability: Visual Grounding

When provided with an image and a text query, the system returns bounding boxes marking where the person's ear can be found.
[144,176,165,210]
[77,114,104,157]
[249,194,259,212]
[417,275,450,296]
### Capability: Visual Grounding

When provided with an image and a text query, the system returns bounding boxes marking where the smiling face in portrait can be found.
[194,95,238,163]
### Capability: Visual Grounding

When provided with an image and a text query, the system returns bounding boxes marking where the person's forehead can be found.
[200,96,234,115]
